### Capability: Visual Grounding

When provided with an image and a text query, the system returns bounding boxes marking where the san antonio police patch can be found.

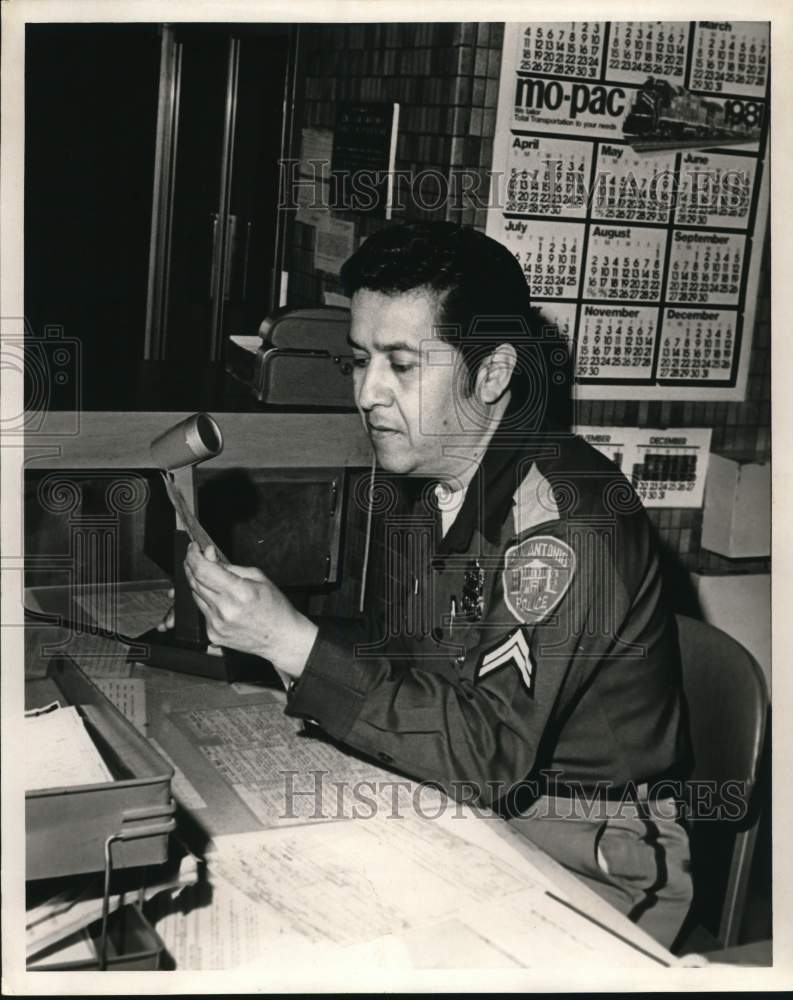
[502,534,575,623]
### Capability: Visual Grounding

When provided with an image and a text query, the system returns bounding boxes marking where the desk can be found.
[25,583,682,972]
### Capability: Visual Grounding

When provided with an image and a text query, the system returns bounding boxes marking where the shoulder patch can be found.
[502,535,575,623]
[476,628,534,695]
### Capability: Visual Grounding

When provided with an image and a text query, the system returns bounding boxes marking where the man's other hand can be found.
[183,543,317,678]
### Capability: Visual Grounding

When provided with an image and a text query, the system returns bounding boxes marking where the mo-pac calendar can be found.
[488,21,769,400]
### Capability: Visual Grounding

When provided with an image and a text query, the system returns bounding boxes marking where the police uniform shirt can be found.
[285,428,690,805]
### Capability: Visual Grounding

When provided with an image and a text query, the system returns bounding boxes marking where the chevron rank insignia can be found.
[475,628,534,695]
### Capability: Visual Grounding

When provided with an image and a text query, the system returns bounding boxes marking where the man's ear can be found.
[475,343,517,404]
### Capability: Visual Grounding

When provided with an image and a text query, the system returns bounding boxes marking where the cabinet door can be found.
[222,28,293,348]
[159,25,292,363]
[159,26,231,364]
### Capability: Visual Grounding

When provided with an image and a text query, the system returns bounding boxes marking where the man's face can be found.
[349,288,467,478]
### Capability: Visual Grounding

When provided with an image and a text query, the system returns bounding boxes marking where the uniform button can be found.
[431,627,443,641]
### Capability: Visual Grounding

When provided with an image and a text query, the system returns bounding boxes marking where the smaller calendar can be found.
[500,219,585,299]
[506,136,593,218]
[658,307,738,383]
[592,144,676,224]
[584,225,667,302]
[675,151,757,229]
[631,429,712,507]
[690,22,769,98]
[575,426,713,508]
[606,21,689,85]
[667,230,746,306]
[576,304,659,380]
[517,22,605,79]
[575,426,629,471]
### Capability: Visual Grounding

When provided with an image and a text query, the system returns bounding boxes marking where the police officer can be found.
[183,222,693,948]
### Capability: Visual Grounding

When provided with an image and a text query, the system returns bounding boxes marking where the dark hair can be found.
[341,222,571,431]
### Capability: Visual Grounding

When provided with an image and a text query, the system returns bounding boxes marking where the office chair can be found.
[672,613,770,954]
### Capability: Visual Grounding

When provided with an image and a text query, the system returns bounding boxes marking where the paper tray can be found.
[26,657,175,881]
[30,903,164,971]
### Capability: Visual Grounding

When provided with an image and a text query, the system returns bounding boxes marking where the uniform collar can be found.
[437,419,555,554]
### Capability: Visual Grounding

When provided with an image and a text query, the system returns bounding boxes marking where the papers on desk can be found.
[25,626,133,679]
[25,705,113,791]
[167,695,389,829]
[154,795,665,970]
[73,586,174,639]
[26,852,199,960]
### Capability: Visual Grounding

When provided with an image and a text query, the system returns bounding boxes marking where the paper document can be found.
[207,801,554,950]
[156,793,664,971]
[73,586,174,638]
[25,705,113,791]
[28,929,96,968]
[27,852,199,959]
[26,627,132,679]
[94,678,147,733]
[154,868,310,970]
[161,472,229,561]
[168,698,389,828]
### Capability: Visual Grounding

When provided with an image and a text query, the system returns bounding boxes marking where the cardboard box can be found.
[690,572,771,684]
[701,454,770,558]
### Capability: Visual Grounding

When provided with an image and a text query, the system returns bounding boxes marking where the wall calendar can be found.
[488,21,770,400]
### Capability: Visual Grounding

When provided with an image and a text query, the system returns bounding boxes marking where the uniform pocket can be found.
[596,815,659,888]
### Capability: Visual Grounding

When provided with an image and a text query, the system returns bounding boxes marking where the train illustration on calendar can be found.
[623,77,764,151]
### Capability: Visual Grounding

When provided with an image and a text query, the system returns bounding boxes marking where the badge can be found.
[476,628,534,694]
[460,558,485,623]
[502,535,575,623]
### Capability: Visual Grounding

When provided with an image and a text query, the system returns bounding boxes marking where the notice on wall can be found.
[576,425,712,507]
[489,21,769,400]
[332,102,400,219]
[314,216,357,276]
[295,128,333,225]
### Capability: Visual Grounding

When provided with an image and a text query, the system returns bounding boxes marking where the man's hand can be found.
[155,587,223,657]
[183,543,317,679]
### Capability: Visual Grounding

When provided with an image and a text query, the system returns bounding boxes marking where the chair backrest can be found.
[674,613,769,948]
[253,306,354,407]
[676,614,768,800]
